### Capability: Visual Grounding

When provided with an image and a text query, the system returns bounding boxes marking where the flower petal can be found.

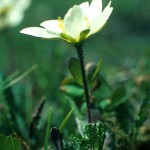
[40,20,63,34]
[89,1,113,35]
[79,2,89,16]
[64,5,87,40]
[20,27,61,38]
[87,0,102,22]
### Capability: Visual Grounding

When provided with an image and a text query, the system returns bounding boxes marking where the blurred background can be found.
[1,0,150,75]
[0,0,150,144]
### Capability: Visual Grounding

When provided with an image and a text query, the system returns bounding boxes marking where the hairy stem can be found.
[75,45,92,123]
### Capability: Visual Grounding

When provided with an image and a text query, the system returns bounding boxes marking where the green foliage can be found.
[63,122,106,150]
[69,58,82,85]
[110,86,126,108]
[44,108,52,150]
[0,65,37,90]
[0,134,22,150]
[135,92,150,128]
[29,97,46,138]
[83,123,106,150]
[59,108,74,133]
[60,84,83,98]
[92,59,102,81]
[0,0,150,150]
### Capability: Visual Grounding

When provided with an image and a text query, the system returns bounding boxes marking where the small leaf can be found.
[69,58,83,85]
[86,63,96,83]
[60,84,84,97]
[59,108,74,132]
[92,59,102,81]
[79,29,90,42]
[61,76,75,86]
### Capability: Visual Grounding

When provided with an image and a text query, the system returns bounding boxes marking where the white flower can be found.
[0,0,31,30]
[20,0,113,45]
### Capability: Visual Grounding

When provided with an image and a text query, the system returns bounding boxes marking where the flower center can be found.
[84,16,90,28]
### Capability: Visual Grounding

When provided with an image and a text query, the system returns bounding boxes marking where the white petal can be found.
[87,0,102,22]
[89,1,113,35]
[79,2,89,16]
[64,5,87,39]
[20,27,61,38]
[40,20,63,34]
[7,11,24,27]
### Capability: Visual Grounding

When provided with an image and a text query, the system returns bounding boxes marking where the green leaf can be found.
[63,123,106,150]
[69,57,83,85]
[44,108,52,150]
[0,134,22,150]
[60,84,84,97]
[59,108,74,132]
[83,123,106,150]
[61,76,76,85]
[92,59,102,81]
[136,92,150,128]
[86,63,97,83]
[3,65,37,90]
[79,29,90,42]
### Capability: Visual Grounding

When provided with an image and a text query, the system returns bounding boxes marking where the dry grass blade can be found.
[29,96,46,138]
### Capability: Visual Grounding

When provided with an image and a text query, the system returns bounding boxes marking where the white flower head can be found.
[0,0,31,30]
[20,0,113,45]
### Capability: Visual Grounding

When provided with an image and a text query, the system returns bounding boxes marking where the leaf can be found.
[135,92,150,128]
[69,58,82,85]
[61,76,75,85]
[3,65,37,90]
[92,59,102,81]
[83,123,106,150]
[0,134,22,150]
[59,108,74,132]
[63,123,106,150]
[44,108,52,150]
[86,63,96,83]
[60,84,84,97]
[79,29,90,42]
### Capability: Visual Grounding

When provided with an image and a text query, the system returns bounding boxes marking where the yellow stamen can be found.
[84,16,90,28]
[57,16,64,31]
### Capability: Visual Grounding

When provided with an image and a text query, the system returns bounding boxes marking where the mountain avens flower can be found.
[20,0,113,45]
[0,0,31,30]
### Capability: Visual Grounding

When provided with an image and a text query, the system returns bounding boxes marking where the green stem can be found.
[75,45,92,123]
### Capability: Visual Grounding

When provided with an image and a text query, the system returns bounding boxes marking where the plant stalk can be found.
[75,45,92,123]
